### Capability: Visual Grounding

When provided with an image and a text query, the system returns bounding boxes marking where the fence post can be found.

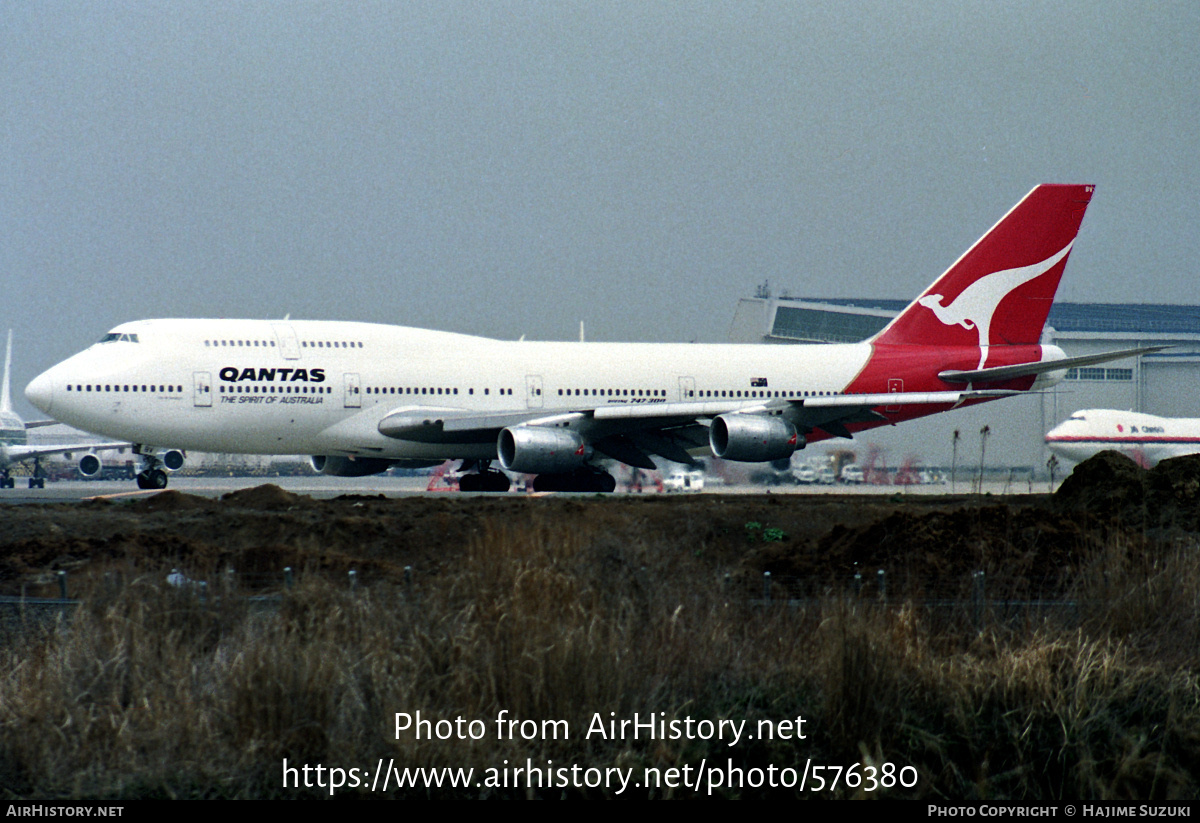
[57,570,68,600]
[972,570,985,630]
[763,571,772,603]
[284,567,294,589]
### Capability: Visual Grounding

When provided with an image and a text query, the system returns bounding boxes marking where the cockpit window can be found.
[98,332,139,343]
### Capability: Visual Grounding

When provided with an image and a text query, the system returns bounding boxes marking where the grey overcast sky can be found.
[4,2,1199,416]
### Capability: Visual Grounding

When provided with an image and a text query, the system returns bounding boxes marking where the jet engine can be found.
[162,449,186,471]
[78,453,102,478]
[310,455,396,477]
[709,414,804,462]
[497,427,592,474]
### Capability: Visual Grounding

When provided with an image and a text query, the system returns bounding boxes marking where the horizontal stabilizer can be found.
[799,389,1021,408]
[938,346,1167,384]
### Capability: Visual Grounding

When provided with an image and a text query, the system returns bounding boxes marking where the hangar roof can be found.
[775,299,1200,340]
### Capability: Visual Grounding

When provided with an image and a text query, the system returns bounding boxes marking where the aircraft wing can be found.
[376,388,1021,468]
[3,441,133,464]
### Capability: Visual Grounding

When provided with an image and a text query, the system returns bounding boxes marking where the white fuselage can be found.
[1045,409,1200,467]
[26,319,874,460]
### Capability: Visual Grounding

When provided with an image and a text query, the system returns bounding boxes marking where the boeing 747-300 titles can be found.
[25,184,1161,491]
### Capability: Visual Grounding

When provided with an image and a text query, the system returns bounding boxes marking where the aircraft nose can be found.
[25,370,54,415]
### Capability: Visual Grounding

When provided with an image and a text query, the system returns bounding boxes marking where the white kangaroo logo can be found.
[918,241,1073,369]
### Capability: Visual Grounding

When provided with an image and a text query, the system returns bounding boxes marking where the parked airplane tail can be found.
[1,330,12,415]
[871,184,1094,352]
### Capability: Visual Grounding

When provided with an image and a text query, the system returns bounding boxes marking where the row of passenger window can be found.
[558,388,839,399]
[67,384,180,393]
[202,339,365,349]
[365,387,517,396]
[205,339,276,348]
[687,389,839,398]
[560,388,667,397]
[358,386,839,401]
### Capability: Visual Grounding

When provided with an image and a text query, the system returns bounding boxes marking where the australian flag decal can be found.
[750,377,768,387]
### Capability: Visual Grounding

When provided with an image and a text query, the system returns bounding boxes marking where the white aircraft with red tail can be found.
[26,184,1161,491]
[1046,410,1200,468]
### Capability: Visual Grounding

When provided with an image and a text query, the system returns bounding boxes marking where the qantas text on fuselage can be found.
[25,184,1160,492]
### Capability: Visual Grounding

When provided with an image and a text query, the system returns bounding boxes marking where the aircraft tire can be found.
[483,471,510,492]
[462,471,512,492]
[533,468,616,493]
[137,470,168,490]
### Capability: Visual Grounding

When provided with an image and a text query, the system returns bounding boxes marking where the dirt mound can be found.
[128,490,213,513]
[1052,452,1200,531]
[219,484,313,509]
[745,502,1098,598]
[8,479,1200,601]
[1146,455,1200,531]
[1054,451,1145,514]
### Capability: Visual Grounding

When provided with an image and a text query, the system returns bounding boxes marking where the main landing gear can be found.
[532,467,617,493]
[457,460,512,493]
[136,469,168,490]
[133,445,177,490]
[457,461,618,493]
[1,464,46,489]
[27,458,46,489]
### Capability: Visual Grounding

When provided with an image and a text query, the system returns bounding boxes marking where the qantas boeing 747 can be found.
[25,184,1161,491]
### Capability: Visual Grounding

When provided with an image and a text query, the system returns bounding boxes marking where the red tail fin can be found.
[873,184,1094,350]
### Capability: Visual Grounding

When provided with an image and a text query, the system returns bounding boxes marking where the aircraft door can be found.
[526,375,544,409]
[344,373,361,408]
[193,371,212,407]
[272,324,301,360]
[678,376,696,400]
[887,378,903,412]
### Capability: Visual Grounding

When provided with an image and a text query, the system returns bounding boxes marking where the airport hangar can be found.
[728,293,1200,475]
